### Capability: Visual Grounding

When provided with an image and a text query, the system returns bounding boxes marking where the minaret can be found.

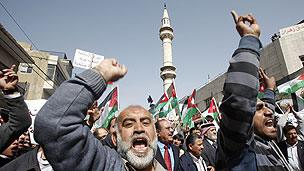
[160,4,176,92]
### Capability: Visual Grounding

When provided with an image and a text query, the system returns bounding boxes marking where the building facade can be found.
[0,24,35,108]
[191,20,304,112]
[18,42,73,100]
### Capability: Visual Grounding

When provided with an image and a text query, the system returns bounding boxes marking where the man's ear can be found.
[111,132,117,147]
[189,144,193,151]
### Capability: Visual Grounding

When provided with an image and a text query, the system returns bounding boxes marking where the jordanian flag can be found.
[168,83,181,117]
[278,74,304,94]
[182,89,199,127]
[202,97,221,128]
[160,83,182,118]
[152,93,169,117]
[95,87,118,128]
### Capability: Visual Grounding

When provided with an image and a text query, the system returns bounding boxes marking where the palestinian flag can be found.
[278,74,304,94]
[182,89,199,127]
[95,87,118,128]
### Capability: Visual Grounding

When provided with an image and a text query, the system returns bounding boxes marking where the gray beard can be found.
[116,132,157,169]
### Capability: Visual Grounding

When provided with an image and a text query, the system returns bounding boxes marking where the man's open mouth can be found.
[265,119,274,127]
[132,137,148,153]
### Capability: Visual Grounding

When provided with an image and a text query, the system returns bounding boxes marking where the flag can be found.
[95,87,118,128]
[168,83,181,117]
[161,82,182,118]
[278,74,304,94]
[202,97,221,130]
[258,83,265,98]
[151,93,169,116]
[182,89,199,127]
[207,97,221,122]
[296,94,304,111]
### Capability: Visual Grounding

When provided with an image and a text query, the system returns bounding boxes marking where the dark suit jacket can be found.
[0,96,31,153]
[179,152,198,171]
[155,144,180,171]
[201,138,216,167]
[278,140,304,170]
[0,146,40,171]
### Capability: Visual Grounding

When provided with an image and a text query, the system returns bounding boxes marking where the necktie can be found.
[164,145,172,171]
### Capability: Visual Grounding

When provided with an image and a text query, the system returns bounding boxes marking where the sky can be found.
[1,0,303,109]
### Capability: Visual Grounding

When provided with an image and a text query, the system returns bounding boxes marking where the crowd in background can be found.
[0,11,304,171]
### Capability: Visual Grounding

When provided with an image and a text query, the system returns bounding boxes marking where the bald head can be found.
[116,105,153,124]
[114,105,157,169]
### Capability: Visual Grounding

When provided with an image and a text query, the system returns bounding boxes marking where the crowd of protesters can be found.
[1,10,304,171]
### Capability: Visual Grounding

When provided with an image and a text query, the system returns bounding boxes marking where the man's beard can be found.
[116,132,157,169]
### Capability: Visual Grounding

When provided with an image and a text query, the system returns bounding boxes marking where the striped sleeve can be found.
[217,35,262,168]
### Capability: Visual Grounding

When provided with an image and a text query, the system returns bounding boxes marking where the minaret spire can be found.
[159,4,176,92]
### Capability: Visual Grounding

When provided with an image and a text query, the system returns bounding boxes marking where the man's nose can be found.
[134,122,145,133]
[264,107,273,117]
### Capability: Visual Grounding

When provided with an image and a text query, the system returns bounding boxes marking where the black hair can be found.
[283,123,297,135]
[173,133,184,144]
[189,127,199,134]
[155,118,167,132]
[205,115,214,122]
[186,133,201,151]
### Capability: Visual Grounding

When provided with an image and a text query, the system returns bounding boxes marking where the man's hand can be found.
[94,58,127,83]
[231,10,260,38]
[0,65,18,90]
[87,101,100,124]
[259,68,276,91]
[207,166,215,171]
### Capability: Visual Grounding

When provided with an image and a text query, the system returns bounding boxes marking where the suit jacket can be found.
[155,144,180,171]
[0,96,31,153]
[201,138,216,167]
[179,152,198,171]
[0,146,40,171]
[278,140,304,170]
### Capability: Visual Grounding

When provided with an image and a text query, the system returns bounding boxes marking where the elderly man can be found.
[200,123,217,167]
[34,59,165,170]
[215,11,292,170]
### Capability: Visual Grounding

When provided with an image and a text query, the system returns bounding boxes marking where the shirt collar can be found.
[157,141,171,149]
[286,141,298,148]
[189,152,202,162]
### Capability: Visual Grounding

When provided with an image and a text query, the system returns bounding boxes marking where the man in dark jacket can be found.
[0,65,31,153]
[155,118,180,171]
[179,133,214,171]
[201,123,217,167]
[0,146,53,171]
[278,124,304,171]
[215,11,292,171]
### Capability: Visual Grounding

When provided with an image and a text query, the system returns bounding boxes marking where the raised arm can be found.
[216,11,262,170]
[34,59,127,170]
[0,65,31,152]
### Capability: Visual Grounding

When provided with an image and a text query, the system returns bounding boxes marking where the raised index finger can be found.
[231,10,239,24]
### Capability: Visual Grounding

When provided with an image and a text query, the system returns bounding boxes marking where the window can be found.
[19,63,33,73]
[47,64,55,80]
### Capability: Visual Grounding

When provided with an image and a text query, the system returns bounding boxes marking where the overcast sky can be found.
[1,0,303,109]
